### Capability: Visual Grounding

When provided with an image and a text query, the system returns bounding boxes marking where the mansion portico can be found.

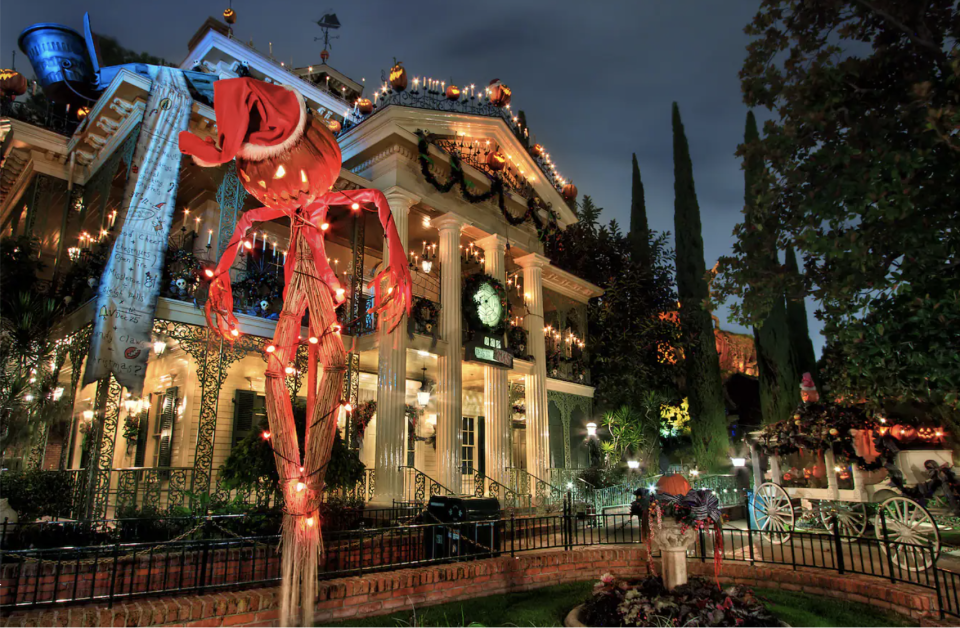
[1,18,601,517]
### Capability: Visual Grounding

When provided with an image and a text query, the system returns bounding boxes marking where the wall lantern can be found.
[585,422,597,437]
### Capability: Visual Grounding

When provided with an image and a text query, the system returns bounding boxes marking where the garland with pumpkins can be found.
[414,130,562,244]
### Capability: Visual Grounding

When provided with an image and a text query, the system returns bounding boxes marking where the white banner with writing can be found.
[83,67,192,395]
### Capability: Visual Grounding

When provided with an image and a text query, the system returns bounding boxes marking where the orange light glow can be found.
[262,431,271,440]
[321,222,329,231]
[204,269,215,278]
[266,345,276,353]
[308,336,319,344]
[350,202,360,211]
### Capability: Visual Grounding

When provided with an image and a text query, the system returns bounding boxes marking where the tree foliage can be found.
[716,1,960,423]
[549,195,681,410]
[742,111,800,424]
[672,103,730,469]
[784,246,818,380]
[629,153,652,269]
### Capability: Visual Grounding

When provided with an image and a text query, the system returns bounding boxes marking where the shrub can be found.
[0,469,76,521]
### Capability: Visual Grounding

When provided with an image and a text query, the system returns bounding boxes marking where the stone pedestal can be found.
[651,519,698,590]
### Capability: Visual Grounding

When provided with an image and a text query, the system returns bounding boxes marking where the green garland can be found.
[462,273,510,336]
[415,130,562,244]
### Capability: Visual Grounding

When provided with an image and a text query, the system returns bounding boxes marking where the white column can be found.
[373,186,419,505]
[475,234,510,488]
[434,213,469,494]
[516,253,550,482]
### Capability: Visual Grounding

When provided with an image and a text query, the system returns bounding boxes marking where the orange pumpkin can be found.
[656,474,691,496]
[530,143,544,158]
[235,116,341,211]
[324,117,342,134]
[0,69,27,97]
[891,424,917,443]
[445,85,461,100]
[389,61,408,92]
[486,151,506,172]
[223,7,237,24]
[356,98,373,115]
[488,80,511,107]
[561,182,578,201]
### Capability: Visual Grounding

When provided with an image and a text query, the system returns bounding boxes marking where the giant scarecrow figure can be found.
[179,78,411,626]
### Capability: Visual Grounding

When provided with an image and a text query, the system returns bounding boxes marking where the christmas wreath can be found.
[462,273,509,336]
[351,401,377,445]
[508,326,529,359]
[415,130,561,244]
[409,296,440,337]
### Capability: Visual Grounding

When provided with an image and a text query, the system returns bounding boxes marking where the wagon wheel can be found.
[875,496,940,571]
[752,482,795,544]
[819,501,867,542]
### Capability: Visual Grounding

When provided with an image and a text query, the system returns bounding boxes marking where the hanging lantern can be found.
[486,151,506,172]
[561,181,578,201]
[356,98,374,115]
[389,60,408,92]
[236,116,342,211]
[325,117,342,133]
[656,474,691,496]
[488,79,511,107]
[445,85,461,100]
[530,143,544,158]
[223,7,237,24]
[0,69,28,97]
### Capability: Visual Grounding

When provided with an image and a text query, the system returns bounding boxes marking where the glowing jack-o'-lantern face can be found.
[357,99,374,115]
[236,117,342,211]
[445,85,461,100]
[389,62,408,92]
[486,151,506,172]
[489,82,512,107]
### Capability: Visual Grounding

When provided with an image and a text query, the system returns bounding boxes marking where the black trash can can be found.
[424,496,501,560]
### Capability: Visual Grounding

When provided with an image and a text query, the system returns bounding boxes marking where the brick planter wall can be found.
[0,548,944,627]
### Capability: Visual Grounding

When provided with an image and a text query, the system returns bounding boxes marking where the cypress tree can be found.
[672,103,730,468]
[784,246,819,381]
[629,153,652,269]
[743,111,800,424]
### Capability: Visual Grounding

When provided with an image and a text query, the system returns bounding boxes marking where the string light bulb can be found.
[266,345,276,353]
[320,222,329,231]
[296,481,305,492]
[285,365,296,375]
[204,269,215,278]
[331,323,342,334]
[262,431,271,440]
[306,517,315,527]
[230,328,240,337]
[308,336,319,344]
[343,403,353,412]
[350,202,360,211]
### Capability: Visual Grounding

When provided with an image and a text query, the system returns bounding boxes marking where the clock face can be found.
[474,282,503,327]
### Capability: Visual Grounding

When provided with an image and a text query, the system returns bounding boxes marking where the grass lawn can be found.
[323,581,593,627]
[323,581,912,627]
[755,588,912,627]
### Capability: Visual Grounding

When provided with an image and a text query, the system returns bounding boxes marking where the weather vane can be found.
[314,12,340,63]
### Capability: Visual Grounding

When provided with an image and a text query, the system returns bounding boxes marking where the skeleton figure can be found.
[179,78,410,627]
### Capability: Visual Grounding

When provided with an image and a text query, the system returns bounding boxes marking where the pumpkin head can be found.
[561,182,578,201]
[223,7,237,24]
[530,144,544,158]
[0,69,27,97]
[236,116,341,210]
[486,151,506,172]
[488,80,511,107]
[389,61,408,92]
[655,473,691,496]
[357,98,374,115]
[445,85,461,100]
[325,117,342,134]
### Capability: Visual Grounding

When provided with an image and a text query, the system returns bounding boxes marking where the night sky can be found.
[1,0,825,356]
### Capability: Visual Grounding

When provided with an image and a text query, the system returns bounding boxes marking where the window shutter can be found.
[233,390,262,448]
[156,386,178,468]
[477,416,486,476]
[133,408,150,467]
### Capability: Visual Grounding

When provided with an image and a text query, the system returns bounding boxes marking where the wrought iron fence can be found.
[2,501,958,620]
[0,99,80,136]
[399,466,454,506]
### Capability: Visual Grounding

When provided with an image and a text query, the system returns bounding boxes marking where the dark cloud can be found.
[1,0,826,355]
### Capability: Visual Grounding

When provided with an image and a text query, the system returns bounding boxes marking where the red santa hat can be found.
[800,372,816,392]
[179,78,307,167]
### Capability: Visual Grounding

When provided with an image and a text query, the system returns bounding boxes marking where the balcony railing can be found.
[462,466,530,510]
[0,98,80,137]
